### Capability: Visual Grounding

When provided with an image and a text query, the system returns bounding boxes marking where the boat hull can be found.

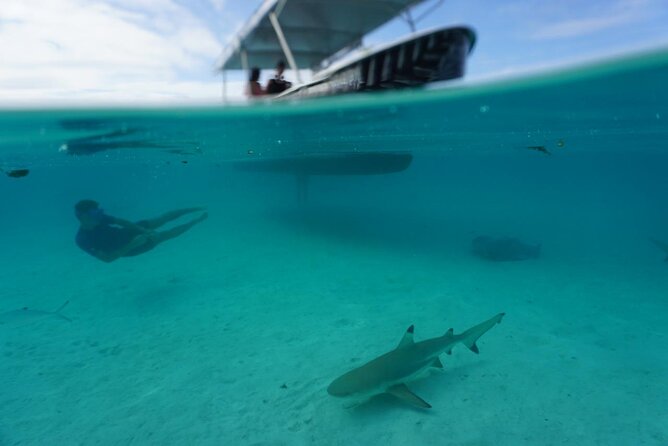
[279,26,475,99]
[235,152,413,176]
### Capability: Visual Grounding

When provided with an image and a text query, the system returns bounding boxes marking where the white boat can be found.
[218,0,476,99]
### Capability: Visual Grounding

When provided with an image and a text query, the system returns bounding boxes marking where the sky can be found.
[1,0,667,105]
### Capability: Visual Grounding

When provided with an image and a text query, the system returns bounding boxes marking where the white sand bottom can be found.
[1,208,667,445]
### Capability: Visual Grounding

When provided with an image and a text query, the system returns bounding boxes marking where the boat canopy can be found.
[218,0,425,72]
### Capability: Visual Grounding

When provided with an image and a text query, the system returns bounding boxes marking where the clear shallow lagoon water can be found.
[1,50,667,445]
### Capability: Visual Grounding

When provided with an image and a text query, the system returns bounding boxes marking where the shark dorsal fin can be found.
[396,325,415,349]
[445,328,454,355]
[386,383,431,409]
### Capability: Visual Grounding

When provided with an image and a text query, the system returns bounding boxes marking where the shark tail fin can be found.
[54,300,72,322]
[458,313,505,354]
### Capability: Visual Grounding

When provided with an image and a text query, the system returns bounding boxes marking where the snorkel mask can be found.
[79,208,104,221]
[86,207,105,220]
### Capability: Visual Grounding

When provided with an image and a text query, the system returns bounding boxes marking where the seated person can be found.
[74,200,207,263]
[246,67,265,97]
[265,60,292,94]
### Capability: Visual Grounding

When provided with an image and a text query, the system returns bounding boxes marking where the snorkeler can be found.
[266,60,292,94]
[74,200,207,263]
[247,67,265,97]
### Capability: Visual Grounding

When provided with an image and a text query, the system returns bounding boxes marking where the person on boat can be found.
[246,67,265,97]
[74,200,207,263]
[266,60,292,94]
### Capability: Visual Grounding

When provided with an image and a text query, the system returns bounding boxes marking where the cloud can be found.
[207,0,227,14]
[532,14,640,40]
[530,0,654,40]
[0,0,235,105]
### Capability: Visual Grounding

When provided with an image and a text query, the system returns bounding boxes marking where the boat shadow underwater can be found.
[264,205,543,264]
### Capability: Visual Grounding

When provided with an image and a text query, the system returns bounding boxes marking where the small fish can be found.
[2,168,30,178]
[526,145,551,155]
[0,300,72,327]
[166,147,202,155]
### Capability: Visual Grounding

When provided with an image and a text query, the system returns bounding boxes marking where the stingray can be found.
[471,236,541,262]
[0,301,71,327]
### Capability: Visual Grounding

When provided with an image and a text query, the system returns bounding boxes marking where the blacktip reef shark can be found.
[327,313,505,409]
[0,300,71,327]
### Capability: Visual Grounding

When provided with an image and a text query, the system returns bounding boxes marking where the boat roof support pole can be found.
[268,10,302,83]
[402,10,416,32]
[414,0,444,23]
[240,49,249,73]
[275,0,288,17]
[222,69,227,103]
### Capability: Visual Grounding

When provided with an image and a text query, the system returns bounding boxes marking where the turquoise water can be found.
[1,50,668,445]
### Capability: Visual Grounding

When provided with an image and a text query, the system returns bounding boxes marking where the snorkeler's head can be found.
[75,199,98,214]
[74,199,103,222]
[276,60,285,75]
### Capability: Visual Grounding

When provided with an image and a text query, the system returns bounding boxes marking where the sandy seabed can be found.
[1,203,667,446]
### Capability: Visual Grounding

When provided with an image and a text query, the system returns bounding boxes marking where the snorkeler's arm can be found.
[109,217,148,233]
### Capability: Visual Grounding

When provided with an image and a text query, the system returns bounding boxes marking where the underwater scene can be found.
[1,50,668,445]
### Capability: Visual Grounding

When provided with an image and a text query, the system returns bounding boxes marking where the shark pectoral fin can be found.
[386,384,432,409]
[445,328,454,355]
[396,325,415,349]
[431,357,444,369]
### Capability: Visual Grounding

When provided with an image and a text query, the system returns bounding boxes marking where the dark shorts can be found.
[76,219,158,258]
[124,239,158,256]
